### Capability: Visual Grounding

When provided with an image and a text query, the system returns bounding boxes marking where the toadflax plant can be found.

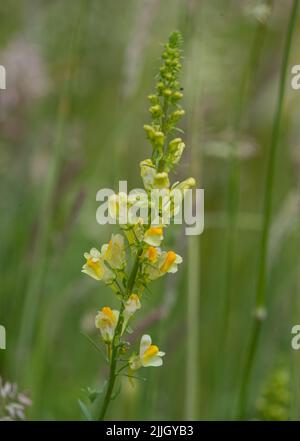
[80,31,195,420]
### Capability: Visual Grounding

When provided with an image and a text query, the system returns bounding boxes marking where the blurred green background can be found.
[0,0,300,421]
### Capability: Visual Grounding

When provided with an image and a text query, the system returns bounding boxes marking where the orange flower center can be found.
[143,345,159,360]
[148,227,162,236]
[147,246,157,262]
[101,307,115,323]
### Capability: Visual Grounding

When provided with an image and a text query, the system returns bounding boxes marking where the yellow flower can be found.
[167,138,185,165]
[82,248,115,282]
[160,251,182,273]
[108,192,128,221]
[95,307,119,343]
[140,159,156,190]
[129,334,165,370]
[101,234,126,270]
[122,294,141,334]
[143,249,182,280]
[172,177,196,193]
[146,246,158,263]
[153,172,170,189]
[144,226,163,247]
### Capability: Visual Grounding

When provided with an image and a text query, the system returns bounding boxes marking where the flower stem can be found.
[98,302,125,421]
[98,250,142,420]
[237,0,299,420]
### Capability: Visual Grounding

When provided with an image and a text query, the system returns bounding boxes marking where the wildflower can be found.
[140,159,156,190]
[166,138,185,166]
[172,177,196,194]
[80,32,190,420]
[129,334,165,370]
[82,248,115,282]
[146,246,158,263]
[143,226,163,247]
[153,172,170,189]
[122,294,141,334]
[108,192,128,221]
[101,234,126,270]
[143,249,182,280]
[127,190,149,225]
[160,251,182,274]
[143,248,182,280]
[95,307,119,343]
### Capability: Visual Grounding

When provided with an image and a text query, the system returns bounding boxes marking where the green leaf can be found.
[80,332,108,362]
[78,399,93,421]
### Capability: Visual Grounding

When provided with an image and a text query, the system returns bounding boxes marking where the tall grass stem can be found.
[237,0,299,419]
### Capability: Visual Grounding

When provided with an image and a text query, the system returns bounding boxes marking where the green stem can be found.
[217,2,273,418]
[221,0,273,346]
[98,249,142,420]
[98,302,125,421]
[237,0,299,420]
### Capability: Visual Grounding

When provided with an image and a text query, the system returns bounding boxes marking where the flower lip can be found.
[160,251,176,273]
[144,226,164,247]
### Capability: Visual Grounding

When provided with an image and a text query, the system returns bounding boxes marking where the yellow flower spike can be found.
[144,226,163,247]
[95,307,119,344]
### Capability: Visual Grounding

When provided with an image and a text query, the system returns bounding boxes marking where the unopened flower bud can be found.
[156,81,164,92]
[143,124,156,139]
[167,138,185,164]
[153,172,170,189]
[163,88,172,97]
[153,131,165,146]
[148,94,158,104]
[172,91,183,101]
[172,109,185,119]
[149,105,162,117]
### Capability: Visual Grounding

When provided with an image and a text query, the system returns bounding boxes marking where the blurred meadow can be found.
[1,0,300,420]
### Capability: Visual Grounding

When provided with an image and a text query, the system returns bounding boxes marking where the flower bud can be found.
[140,159,156,190]
[174,177,196,192]
[153,172,170,189]
[148,94,158,104]
[153,131,165,146]
[163,88,172,97]
[167,138,185,164]
[149,105,162,117]
[172,91,183,101]
[172,109,185,119]
[143,124,156,140]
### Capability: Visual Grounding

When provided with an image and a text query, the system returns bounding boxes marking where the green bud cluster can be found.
[143,31,185,173]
